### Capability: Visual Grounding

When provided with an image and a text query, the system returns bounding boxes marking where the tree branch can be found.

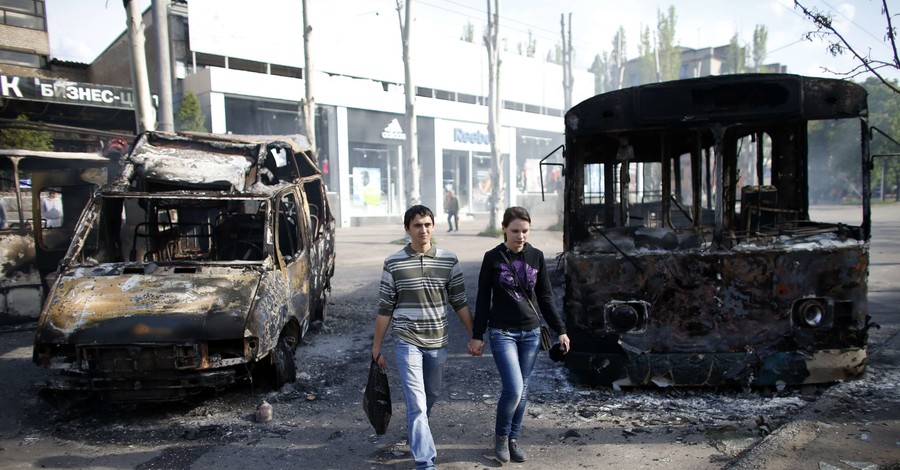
[795,0,900,94]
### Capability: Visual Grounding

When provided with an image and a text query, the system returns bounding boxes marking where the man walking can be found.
[445,190,460,232]
[372,205,474,470]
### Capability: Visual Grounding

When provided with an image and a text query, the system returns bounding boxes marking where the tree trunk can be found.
[397,0,420,208]
[485,0,503,231]
[302,0,316,159]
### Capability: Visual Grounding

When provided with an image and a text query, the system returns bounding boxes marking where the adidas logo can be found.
[381,118,407,140]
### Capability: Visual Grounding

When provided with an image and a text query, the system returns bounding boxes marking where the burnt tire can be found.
[314,292,328,323]
[270,339,297,387]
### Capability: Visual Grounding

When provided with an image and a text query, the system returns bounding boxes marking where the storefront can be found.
[434,119,512,214]
[516,128,564,195]
[346,109,407,219]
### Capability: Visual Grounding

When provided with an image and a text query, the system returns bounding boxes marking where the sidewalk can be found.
[335,213,564,266]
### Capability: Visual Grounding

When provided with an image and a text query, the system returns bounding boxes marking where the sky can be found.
[45,0,899,83]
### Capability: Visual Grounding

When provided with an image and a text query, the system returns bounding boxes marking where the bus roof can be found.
[565,74,868,135]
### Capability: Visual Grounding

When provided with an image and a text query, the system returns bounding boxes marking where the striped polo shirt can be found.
[377,244,469,349]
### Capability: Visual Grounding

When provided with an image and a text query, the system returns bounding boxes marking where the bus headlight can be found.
[604,301,649,333]
[793,298,831,328]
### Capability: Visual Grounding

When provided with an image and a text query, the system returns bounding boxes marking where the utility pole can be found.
[152,0,173,132]
[301,0,316,157]
[124,0,156,133]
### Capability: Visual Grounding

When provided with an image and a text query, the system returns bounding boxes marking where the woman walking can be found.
[467,206,570,463]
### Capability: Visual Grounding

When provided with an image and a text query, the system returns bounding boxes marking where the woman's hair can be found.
[501,206,531,241]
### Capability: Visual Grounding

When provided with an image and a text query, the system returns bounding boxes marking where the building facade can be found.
[90,1,592,226]
[0,0,136,151]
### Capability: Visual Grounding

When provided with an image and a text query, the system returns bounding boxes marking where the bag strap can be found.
[499,249,542,325]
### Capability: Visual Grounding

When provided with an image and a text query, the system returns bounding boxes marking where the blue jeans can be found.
[489,327,540,439]
[394,339,447,470]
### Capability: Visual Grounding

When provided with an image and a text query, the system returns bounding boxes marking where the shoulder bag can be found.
[499,250,553,350]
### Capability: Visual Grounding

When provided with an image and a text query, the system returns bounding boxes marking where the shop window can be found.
[225,96,301,135]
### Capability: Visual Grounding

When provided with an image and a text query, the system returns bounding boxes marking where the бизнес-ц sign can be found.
[1,74,141,110]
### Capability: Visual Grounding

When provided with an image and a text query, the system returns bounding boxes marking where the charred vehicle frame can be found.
[32,132,336,401]
[559,74,873,387]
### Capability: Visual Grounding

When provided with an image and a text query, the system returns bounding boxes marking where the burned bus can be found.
[0,149,114,324]
[561,74,872,387]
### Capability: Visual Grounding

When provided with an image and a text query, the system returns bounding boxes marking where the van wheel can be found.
[314,292,328,323]
[299,315,310,339]
[270,339,297,387]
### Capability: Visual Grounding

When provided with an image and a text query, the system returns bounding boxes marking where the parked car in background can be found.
[33,132,335,402]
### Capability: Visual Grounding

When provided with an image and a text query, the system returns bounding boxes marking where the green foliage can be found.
[461,20,474,43]
[751,25,768,72]
[516,30,537,58]
[546,44,562,64]
[721,34,746,74]
[864,77,900,197]
[175,92,208,132]
[589,53,607,94]
[656,6,679,82]
[806,77,900,203]
[589,27,627,93]
[0,115,53,150]
[637,26,655,84]
[478,226,502,238]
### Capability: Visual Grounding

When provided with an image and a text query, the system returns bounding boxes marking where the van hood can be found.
[36,267,261,345]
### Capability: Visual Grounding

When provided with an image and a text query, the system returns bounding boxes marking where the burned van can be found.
[33,132,335,401]
[561,74,872,387]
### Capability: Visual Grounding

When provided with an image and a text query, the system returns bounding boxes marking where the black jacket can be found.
[472,242,566,340]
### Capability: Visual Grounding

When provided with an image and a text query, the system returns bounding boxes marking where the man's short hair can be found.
[404,205,435,229]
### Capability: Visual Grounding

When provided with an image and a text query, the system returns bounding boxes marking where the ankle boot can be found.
[494,435,510,463]
[509,438,527,462]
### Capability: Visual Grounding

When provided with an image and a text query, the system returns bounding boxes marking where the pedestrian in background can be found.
[467,206,570,463]
[444,190,460,232]
[371,204,475,470]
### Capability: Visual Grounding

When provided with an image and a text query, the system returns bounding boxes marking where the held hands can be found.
[467,339,484,357]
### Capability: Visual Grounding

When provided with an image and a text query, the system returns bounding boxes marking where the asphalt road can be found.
[0,205,896,469]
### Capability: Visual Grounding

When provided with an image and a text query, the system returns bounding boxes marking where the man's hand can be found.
[372,349,387,371]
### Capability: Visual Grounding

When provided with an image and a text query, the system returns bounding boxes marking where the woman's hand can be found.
[558,334,571,354]
[467,339,484,357]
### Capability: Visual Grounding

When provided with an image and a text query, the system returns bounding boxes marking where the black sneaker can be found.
[494,435,510,463]
[509,438,527,462]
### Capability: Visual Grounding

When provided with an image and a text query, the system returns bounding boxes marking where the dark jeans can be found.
[447,211,458,230]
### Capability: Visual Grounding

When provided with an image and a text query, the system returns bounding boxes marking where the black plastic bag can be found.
[363,360,391,435]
